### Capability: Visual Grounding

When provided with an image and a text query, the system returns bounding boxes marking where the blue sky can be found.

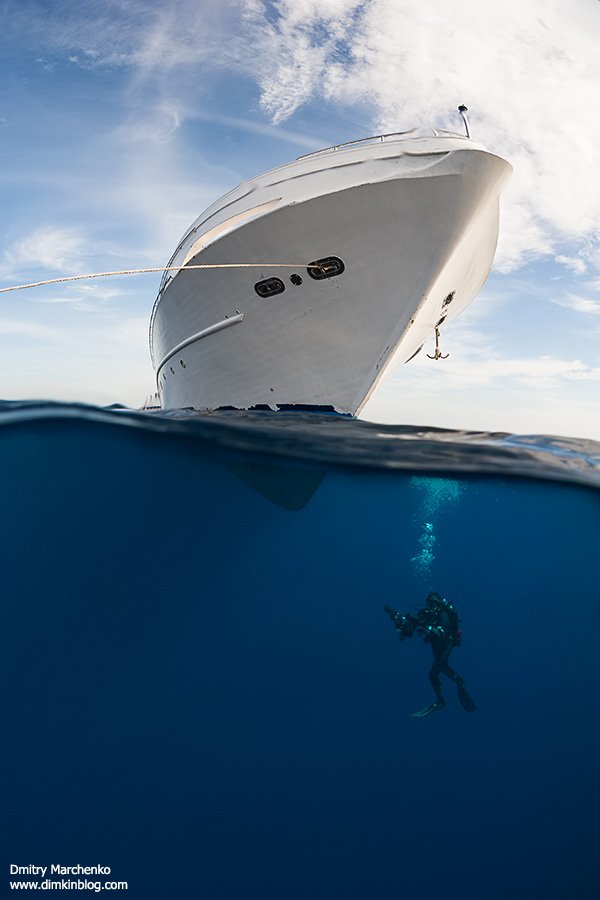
[1,0,599,438]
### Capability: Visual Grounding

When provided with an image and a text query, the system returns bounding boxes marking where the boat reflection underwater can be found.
[2,403,599,900]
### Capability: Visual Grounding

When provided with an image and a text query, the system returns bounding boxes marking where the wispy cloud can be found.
[554,255,587,276]
[410,349,589,391]
[188,111,324,151]
[0,318,66,341]
[1,227,89,278]
[551,292,600,317]
[248,0,365,125]
[566,368,600,382]
[11,0,254,73]
[32,283,129,313]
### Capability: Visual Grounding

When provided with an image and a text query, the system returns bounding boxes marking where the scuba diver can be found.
[384,592,477,718]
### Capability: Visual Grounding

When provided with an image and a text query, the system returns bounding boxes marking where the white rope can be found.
[0,263,312,295]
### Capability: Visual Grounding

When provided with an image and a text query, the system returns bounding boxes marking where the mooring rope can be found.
[0,263,313,295]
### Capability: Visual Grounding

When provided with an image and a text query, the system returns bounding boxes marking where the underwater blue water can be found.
[1,403,599,899]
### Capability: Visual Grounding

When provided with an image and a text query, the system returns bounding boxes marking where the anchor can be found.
[427,327,449,360]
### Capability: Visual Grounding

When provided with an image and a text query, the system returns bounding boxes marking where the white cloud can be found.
[190,111,324,151]
[0,318,65,341]
[3,0,599,428]
[249,0,600,273]
[0,312,154,406]
[1,227,89,277]
[555,255,587,275]
[249,0,364,124]
[409,349,588,390]
[32,282,129,313]
[111,106,183,144]
[566,368,600,381]
[20,0,600,281]
[361,339,600,439]
[16,0,254,73]
[551,292,600,316]
[360,307,600,438]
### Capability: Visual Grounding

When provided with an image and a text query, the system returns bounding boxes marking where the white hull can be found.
[150,133,511,415]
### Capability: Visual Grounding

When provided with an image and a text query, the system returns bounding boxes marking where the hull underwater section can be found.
[2,401,599,900]
[150,135,511,415]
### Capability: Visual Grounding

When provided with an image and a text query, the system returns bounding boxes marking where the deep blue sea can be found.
[2,402,599,900]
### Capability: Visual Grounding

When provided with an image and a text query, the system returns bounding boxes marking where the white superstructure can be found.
[150,125,511,415]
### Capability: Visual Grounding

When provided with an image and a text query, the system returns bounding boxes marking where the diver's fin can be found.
[457,684,477,712]
[412,702,444,719]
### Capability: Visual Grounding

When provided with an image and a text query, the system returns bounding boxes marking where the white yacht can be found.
[149,111,511,415]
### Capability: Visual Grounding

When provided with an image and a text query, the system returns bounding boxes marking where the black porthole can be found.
[170,366,175,375]
[442,291,456,308]
[307,256,345,280]
[254,277,285,298]
[290,273,303,286]
[180,359,186,368]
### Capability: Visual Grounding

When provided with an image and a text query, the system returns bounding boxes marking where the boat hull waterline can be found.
[150,135,511,415]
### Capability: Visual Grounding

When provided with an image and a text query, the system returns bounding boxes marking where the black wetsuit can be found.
[425,609,463,706]
[385,596,475,713]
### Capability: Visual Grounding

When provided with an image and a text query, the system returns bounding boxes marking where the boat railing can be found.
[296,127,468,160]
[148,301,158,366]
[150,252,183,364]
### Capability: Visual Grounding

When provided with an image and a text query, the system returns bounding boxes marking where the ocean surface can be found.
[2,401,599,900]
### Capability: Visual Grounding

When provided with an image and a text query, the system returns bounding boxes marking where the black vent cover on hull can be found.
[307,257,345,280]
[254,277,286,297]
